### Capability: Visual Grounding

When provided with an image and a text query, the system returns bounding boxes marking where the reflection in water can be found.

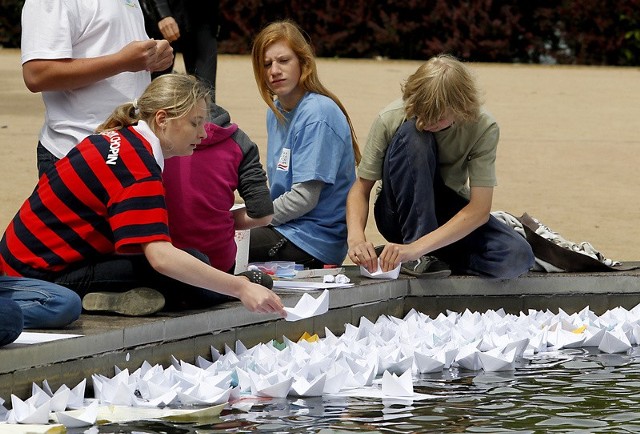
[93,347,640,433]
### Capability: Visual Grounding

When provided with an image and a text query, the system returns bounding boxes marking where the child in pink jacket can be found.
[163,104,273,273]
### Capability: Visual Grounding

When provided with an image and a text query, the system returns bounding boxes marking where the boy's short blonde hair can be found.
[402,54,481,131]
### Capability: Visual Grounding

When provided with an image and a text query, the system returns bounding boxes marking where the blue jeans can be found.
[0,297,22,347]
[374,119,534,279]
[0,276,81,329]
[49,249,231,311]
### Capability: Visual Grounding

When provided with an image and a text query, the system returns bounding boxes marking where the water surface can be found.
[88,347,640,433]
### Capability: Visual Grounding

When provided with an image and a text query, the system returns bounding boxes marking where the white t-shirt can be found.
[21,0,151,158]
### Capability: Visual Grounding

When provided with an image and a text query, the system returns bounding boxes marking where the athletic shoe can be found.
[400,256,451,279]
[82,287,165,316]
[236,270,274,289]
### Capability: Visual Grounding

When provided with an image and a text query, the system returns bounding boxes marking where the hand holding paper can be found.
[360,258,400,279]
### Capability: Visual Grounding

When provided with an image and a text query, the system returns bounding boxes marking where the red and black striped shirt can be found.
[0,125,171,278]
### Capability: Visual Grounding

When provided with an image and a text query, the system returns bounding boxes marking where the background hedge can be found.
[2,0,639,65]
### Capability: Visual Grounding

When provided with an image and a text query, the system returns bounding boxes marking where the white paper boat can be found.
[547,327,586,349]
[290,373,326,397]
[54,400,99,428]
[434,346,458,369]
[91,374,135,406]
[381,370,413,397]
[478,348,516,372]
[582,326,606,347]
[414,351,445,373]
[455,343,482,371]
[323,366,349,394]
[8,394,50,425]
[176,384,232,406]
[196,355,214,369]
[359,259,400,279]
[598,329,632,354]
[378,353,414,377]
[284,290,330,321]
[502,337,530,359]
[249,371,293,398]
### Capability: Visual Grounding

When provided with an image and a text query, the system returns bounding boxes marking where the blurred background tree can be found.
[1,0,639,65]
[0,0,24,48]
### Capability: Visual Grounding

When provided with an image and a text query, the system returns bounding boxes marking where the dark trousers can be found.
[249,226,326,269]
[153,26,217,101]
[374,119,534,279]
[37,141,59,178]
[0,298,22,347]
[49,248,230,311]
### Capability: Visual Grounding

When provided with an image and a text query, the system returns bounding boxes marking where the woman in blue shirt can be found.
[248,20,360,268]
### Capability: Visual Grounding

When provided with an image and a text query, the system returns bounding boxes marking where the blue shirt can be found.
[266,92,355,265]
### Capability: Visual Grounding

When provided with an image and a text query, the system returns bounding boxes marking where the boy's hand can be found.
[348,240,378,272]
[378,243,422,272]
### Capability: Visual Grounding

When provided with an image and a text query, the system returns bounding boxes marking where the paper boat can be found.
[381,370,413,398]
[598,329,632,354]
[582,327,606,347]
[359,260,400,279]
[414,351,445,374]
[249,371,293,398]
[455,344,482,371]
[290,373,327,397]
[54,400,99,428]
[478,348,517,372]
[8,394,50,425]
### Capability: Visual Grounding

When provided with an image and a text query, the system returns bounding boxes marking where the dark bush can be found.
[217,0,640,65]
[1,0,638,65]
[0,0,24,48]
[555,0,640,65]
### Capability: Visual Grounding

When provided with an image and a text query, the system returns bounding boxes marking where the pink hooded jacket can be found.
[163,104,272,271]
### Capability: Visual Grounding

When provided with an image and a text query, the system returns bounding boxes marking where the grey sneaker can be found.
[82,287,165,316]
[400,256,451,279]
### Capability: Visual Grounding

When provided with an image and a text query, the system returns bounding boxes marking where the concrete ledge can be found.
[1,264,639,399]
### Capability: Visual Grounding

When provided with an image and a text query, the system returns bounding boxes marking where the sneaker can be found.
[400,256,451,279]
[374,245,385,257]
[82,287,165,316]
[236,270,274,289]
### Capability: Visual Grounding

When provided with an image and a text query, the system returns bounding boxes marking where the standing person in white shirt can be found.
[20,0,174,176]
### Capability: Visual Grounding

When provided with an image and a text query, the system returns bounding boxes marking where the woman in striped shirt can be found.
[0,74,284,318]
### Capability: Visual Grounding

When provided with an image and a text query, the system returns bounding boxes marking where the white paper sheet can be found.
[273,280,353,291]
[9,332,83,345]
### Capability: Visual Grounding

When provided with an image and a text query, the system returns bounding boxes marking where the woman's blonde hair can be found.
[251,20,361,164]
[96,74,211,133]
[402,54,482,131]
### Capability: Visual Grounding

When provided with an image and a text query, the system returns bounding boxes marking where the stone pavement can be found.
[1,51,639,261]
